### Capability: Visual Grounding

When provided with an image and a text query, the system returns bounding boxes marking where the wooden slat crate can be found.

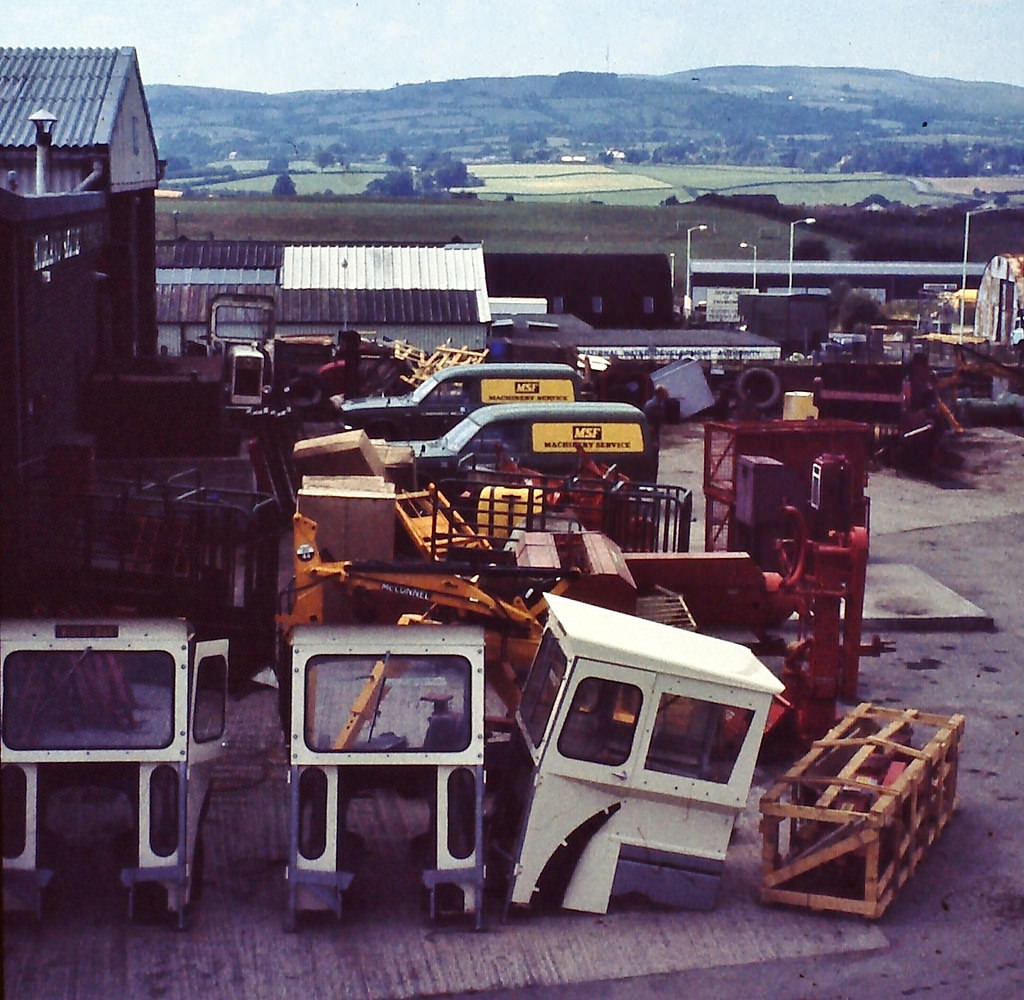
[759,702,965,918]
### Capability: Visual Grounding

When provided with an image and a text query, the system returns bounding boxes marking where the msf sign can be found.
[572,424,603,442]
[514,381,541,394]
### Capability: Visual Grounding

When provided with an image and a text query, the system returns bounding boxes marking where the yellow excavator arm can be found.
[278,513,568,709]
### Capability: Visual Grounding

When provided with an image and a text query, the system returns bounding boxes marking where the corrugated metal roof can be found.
[156,239,284,269]
[156,284,484,326]
[282,244,490,322]
[278,288,482,324]
[156,284,270,324]
[693,259,988,277]
[281,244,487,313]
[0,47,135,148]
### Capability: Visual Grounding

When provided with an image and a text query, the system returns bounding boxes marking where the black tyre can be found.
[736,366,782,410]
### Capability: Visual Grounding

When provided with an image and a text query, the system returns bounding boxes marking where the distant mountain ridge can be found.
[148,65,1024,179]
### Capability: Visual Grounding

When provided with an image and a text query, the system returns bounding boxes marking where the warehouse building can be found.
[155,240,491,354]
[0,46,161,497]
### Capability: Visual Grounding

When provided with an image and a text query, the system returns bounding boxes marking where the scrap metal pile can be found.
[2,395,966,932]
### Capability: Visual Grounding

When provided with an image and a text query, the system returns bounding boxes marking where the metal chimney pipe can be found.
[28,109,58,195]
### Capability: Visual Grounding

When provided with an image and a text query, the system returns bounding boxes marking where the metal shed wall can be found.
[975,254,1024,343]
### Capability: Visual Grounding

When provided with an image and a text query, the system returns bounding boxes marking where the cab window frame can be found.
[556,675,643,767]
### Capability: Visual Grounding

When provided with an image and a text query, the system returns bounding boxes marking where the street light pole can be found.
[685,223,707,316]
[739,241,758,290]
[788,217,815,293]
[959,210,976,340]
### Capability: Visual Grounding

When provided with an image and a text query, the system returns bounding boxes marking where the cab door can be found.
[190,641,229,770]
[508,658,656,913]
[184,641,229,902]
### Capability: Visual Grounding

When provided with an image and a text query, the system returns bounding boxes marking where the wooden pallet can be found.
[759,702,964,918]
[393,341,488,387]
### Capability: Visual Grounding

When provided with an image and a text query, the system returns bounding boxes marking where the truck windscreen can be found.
[2,649,176,750]
[304,653,472,753]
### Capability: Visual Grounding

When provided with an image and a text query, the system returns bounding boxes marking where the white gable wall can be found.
[107,55,159,193]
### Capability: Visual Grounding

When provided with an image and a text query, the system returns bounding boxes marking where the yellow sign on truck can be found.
[480,377,577,404]
[532,421,645,453]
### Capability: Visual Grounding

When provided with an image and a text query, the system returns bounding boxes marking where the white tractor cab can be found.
[225,341,269,408]
[1,619,228,929]
[500,593,783,915]
[208,292,276,410]
[286,624,486,930]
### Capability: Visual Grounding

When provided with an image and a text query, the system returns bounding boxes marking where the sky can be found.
[8,0,1024,93]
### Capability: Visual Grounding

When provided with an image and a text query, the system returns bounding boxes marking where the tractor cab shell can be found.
[509,593,783,914]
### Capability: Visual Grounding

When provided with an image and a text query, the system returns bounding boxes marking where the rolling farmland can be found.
[162,159,1020,209]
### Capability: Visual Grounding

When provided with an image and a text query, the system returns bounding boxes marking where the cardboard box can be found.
[371,441,416,490]
[293,430,385,479]
[296,476,396,623]
[301,475,394,495]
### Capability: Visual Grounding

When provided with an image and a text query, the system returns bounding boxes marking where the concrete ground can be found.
[5,422,1024,1000]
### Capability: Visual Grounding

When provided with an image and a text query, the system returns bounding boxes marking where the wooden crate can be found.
[759,702,965,918]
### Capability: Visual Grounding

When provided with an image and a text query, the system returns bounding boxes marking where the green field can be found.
[157,165,1015,292]
[457,163,936,207]
[164,159,980,209]
[155,194,854,282]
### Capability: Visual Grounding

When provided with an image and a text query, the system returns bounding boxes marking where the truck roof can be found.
[543,594,785,696]
[429,362,579,381]
[458,399,645,428]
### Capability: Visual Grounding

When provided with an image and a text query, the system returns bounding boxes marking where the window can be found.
[643,296,655,315]
[591,296,604,315]
[304,653,471,753]
[427,380,470,405]
[644,693,754,784]
[557,677,642,766]
[410,372,445,403]
[519,633,567,749]
[2,649,176,750]
[465,421,524,466]
[193,655,227,743]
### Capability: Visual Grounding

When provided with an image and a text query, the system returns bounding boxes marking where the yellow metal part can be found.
[334,658,387,749]
[281,513,549,633]
[476,486,543,541]
[278,512,566,711]
[396,486,492,561]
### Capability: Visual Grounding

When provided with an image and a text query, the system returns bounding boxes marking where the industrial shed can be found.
[690,258,988,303]
[1,47,161,357]
[974,254,1024,345]
[155,239,281,352]
[1,46,161,507]
[155,241,491,354]
[484,252,674,329]
[281,243,490,350]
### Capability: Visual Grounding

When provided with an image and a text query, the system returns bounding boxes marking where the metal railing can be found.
[427,474,692,559]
